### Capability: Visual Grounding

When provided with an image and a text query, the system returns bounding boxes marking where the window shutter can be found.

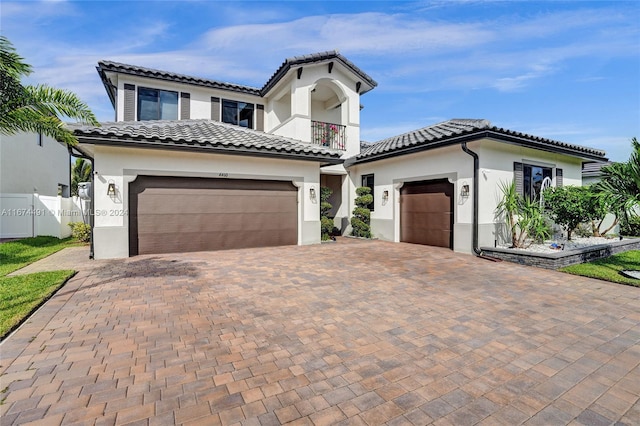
[256,104,265,131]
[124,84,135,121]
[556,168,563,187]
[211,97,220,121]
[513,162,524,196]
[180,92,190,120]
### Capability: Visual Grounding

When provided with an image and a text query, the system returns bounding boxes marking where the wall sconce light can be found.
[382,190,389,201]
[107,180,116,197]
[461,183,470,197]
[309,187,316,200]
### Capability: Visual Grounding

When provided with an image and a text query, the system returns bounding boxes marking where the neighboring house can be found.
[0,132,73,238]
[70,51,608,259]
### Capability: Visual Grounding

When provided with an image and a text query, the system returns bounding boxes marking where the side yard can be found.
[0,237,78,339]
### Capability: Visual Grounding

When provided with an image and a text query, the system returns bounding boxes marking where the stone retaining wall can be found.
[480,238,640,270]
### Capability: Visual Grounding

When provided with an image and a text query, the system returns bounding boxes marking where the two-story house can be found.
[71,51,375,258]
[71,50,607,259]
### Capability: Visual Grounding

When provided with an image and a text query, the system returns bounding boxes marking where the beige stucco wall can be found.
[347,139,586,254]
[114,76,264,123]
[112,63,364,160]
[86,144,322,259]
[0,132,70,196]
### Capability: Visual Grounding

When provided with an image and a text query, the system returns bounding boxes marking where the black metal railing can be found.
[311,121,346,150]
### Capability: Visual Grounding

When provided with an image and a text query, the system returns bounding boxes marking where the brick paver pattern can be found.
[1,239,638,425]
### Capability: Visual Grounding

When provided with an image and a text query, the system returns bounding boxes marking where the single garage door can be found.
[400,179,454,249]
[129,176,298,255]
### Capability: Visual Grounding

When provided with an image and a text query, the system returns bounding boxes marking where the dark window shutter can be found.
[211,97,220,121]
[180,92,190,120]
[256,104,265,131]
[556,168,563,187]
[124,84,135,121]
[514,162,524,196]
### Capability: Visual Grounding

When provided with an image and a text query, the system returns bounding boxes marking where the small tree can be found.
[583,185,618,237]
[543,186,592,240]
[594,138,640,225]
[320,186,333,241]
[351,186,372,238]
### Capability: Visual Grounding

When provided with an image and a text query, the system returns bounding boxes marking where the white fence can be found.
[0,193,87,239]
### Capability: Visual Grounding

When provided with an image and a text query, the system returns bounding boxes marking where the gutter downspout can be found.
[460,142,481,256]
[69,147,95,259]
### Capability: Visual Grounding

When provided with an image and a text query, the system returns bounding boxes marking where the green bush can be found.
[320,186,334,241]
[620,215,640,237]
[68,222,91,243]
[351,186,372,238]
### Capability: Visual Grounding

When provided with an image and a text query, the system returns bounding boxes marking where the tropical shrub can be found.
[496,181,549,248]
[68,222,91,242]
[351,187,372,238]
[620,215,640,237]
[593,138,640,234]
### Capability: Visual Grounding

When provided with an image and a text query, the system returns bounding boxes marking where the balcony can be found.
[311,121,346,150]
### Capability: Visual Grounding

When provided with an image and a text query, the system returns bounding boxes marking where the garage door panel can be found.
[138,211,296,234]
[137,191,296,215]
[400,179,453,249]
[130,176,298,255]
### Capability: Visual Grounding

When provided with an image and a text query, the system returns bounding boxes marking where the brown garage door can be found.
[129,176,298,256]
[400,179,454,249]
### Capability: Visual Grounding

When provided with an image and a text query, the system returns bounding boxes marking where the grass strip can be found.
[0,236,77,276]
[0,270,76,338]
[560,250,640,287]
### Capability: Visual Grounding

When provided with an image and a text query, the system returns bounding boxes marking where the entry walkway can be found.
[1,239,638,425]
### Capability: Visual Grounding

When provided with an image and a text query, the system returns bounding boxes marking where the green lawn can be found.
[560,250,640,287]
[0,237,78,339]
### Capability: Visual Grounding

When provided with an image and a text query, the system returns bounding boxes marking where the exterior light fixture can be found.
[461,183,470,197]
[107,181,116,196]
[382,190,389,201]
[310,187,316,200]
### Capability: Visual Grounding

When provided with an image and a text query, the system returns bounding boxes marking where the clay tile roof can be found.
[352,119,606,164]
[70,119,343,163]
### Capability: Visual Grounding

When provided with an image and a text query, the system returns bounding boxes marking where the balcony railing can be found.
[311,121,346,150]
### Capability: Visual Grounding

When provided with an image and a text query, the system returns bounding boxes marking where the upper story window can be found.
[222,100,254,128]
[138,87,178,121]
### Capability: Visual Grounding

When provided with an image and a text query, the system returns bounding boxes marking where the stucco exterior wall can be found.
[87,145,322,259]
[0,132,70,197]
[114,76,264,123]
[347,139,586,254]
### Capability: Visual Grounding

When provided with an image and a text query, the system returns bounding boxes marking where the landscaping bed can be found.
[481,237,640,270]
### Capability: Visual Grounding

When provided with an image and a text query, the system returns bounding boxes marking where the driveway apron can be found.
[1,239,638,425]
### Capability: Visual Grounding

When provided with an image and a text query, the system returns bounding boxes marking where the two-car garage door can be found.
[129,176,298,256]
[400,179,454,249]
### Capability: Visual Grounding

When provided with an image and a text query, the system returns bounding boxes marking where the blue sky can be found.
[2,0,639,161]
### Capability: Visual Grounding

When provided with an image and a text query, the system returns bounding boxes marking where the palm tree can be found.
[71,158,92,196]
[0,36,98,146]
[595,138,640,222]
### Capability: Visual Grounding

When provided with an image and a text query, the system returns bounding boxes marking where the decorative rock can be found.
[621,270,640,280]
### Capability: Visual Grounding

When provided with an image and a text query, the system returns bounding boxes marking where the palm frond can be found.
[0,36,32,80]
[23,85,98,125]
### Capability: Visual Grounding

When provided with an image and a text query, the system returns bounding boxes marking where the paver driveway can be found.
[1,239,639,425]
